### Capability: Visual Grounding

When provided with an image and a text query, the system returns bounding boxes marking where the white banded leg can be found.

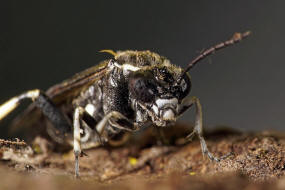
[0,89,40,120]
[180,96,221,162]
[0,89,71,139]
[73,109,136,178]
[73,107,85,178]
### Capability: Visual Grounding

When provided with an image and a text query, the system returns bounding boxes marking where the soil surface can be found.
[1,124,285,190]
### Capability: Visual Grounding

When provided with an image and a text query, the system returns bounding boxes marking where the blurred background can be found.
[0,1,284,137]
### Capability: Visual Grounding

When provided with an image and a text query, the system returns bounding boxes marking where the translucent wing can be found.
[46,61,108,104]
[10,61,109,136]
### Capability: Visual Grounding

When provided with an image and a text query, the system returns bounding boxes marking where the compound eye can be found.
[173,74,191,100]
[129,73,157,103]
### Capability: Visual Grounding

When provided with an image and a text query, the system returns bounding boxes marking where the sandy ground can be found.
[1,124,285,190]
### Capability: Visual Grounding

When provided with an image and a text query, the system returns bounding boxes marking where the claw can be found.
[201,142,232,162]
[185,130,196,142]
[80,151,88,157]
[205,151,221,162]
[219,152,233,160]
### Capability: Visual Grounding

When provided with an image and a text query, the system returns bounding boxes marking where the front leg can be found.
[73,109,137,178]
[179,96,221,162]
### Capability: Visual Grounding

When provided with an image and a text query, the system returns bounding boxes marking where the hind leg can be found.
[0,89,71,138]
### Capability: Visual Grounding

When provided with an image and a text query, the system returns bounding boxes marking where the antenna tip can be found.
[233,31,252,41]
[242,30,252,38]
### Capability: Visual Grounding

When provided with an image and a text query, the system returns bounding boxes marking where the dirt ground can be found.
[1,124,285,190]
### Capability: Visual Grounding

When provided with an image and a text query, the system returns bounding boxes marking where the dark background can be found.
[0,1,284,136]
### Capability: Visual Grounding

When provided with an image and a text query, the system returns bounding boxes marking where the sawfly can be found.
[0,31,250,177]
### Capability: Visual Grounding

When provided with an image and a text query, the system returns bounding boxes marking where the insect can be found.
[0,31,250,177]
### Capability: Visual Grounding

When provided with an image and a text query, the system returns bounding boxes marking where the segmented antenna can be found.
[177,31,251,83]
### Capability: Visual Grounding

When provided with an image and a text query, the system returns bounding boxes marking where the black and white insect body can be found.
[0,31,250,177]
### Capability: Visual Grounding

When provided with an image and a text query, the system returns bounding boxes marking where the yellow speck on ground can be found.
[129,157,138,166]
[189,172,196,176]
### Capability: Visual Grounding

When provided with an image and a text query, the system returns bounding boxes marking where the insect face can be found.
[128,66,191,127]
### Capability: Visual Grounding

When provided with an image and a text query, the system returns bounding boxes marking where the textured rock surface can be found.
[1,125,285,190]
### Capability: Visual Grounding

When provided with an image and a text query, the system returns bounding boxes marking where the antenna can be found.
[177,31,251,83]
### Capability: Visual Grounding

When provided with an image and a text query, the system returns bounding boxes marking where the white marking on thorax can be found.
[114,62,141,72]
[88,85,95,96]
[136,110,144,122]
[85,104,96,116]
[109,76,117,87]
